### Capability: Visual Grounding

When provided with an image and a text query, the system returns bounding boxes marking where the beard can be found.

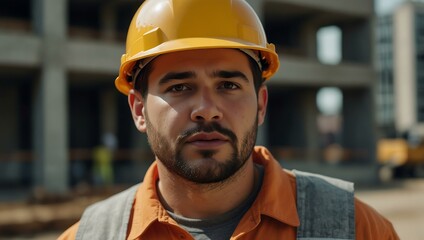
[145,112,258,184]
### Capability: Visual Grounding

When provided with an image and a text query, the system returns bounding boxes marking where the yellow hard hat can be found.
[115,0,280,95]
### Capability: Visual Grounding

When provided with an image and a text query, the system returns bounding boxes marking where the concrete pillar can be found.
[341,21,372,64]
[100,89,117,136]
[301,22,318,59]
[267,88,320,161]
[268,89,301,148]
[394,4,416,133]
[100,2,117,41]
[342,88,376,163]
[301,89,320,161]
[0,87,22,183]
[0,87,19,152]
[32,0,68,193]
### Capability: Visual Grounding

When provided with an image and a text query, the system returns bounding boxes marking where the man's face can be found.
[129,49,267,184]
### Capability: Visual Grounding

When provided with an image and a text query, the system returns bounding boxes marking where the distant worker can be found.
[92,133,116,186]
[59,0,399,239]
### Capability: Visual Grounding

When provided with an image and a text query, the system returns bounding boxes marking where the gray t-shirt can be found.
[167,165,264,240]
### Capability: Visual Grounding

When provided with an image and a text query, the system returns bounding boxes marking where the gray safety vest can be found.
[76,170,354,240]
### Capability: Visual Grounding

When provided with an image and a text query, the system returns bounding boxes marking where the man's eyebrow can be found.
[158,71,196,85]
[212,70,249,83]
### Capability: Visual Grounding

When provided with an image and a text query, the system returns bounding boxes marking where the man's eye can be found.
[220,81,239,90]
[169,84,189,92]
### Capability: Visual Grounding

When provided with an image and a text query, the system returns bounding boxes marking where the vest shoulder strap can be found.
[293,170,355,240]
[76,184,140,240]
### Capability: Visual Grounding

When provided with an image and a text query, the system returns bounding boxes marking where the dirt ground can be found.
[0,185,125,239]
[356,178,424,240]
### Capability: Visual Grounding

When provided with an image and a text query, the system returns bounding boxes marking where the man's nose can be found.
[190,90,223,122]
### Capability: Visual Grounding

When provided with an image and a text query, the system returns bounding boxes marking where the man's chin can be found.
[177,156,222,172]
[180,147,233,163]
[173,156,241,184]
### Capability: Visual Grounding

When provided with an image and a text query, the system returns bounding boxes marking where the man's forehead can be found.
[149,49,251,72]
[154,48,249,62]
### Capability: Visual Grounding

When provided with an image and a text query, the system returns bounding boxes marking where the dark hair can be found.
[250,56,266,94]
[133,53,265,98]
[133,62,153,98]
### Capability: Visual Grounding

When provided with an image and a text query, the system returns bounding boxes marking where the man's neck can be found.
[156,158,257,219]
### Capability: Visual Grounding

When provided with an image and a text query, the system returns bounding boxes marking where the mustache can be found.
[177,122,237,144]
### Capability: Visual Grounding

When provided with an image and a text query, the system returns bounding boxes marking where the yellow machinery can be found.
[377,138,424,181]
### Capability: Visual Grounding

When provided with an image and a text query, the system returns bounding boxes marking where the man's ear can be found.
[257,85,268,126]
[128,89,147,132]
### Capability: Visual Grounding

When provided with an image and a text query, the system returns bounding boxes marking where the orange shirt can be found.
[59,146,399,240]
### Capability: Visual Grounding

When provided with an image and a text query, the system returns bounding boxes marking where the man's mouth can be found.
[185,132,229,148]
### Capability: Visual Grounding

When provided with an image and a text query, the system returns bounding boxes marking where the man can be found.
[59,0,399,239]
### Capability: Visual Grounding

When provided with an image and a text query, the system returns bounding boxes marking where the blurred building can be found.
[0,0,377,194]
[260,0,376,174]
[376,1,424,137]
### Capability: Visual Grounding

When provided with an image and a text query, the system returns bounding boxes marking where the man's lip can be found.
[185,132,229,143]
